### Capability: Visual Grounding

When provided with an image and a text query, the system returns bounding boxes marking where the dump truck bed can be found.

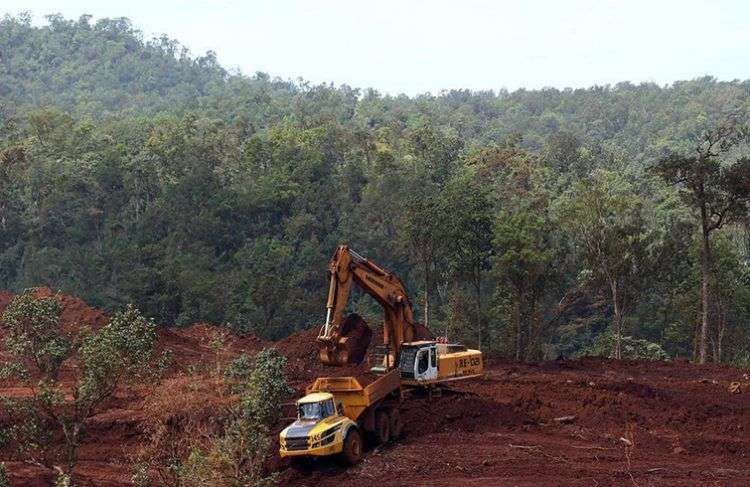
[306,369,400,421]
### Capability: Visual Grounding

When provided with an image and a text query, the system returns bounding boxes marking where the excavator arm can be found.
[317,245,416,366]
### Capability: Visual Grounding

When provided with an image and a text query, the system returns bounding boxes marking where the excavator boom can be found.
[317,245,416,366]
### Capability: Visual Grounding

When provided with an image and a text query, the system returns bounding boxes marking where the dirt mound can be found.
[276,325,373,388]
[0,287,108,332]
[289,360,750,486]
[413,322,433,340]
[35,287,109,330]
[157,322,269,370]
[8,288,750,486]
[0,290,273,486]
[336,313,373,365]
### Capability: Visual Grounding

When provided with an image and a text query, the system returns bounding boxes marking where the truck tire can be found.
[342,428,363,465]
[389,409,403,440]
[374,411,390,444]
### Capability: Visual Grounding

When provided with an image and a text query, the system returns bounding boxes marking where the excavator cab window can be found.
[430,346,437,368]
[417,350,429,374]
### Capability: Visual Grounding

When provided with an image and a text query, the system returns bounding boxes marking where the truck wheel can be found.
[389,409,403,440]
[342,428,363,465]
[374,411,390,444]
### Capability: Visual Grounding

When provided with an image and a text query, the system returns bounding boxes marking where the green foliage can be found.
[560,169,659,358]
[54,472,71,487]
[1,290,68,380]
[0,463,7,487]
[0,291,157,478]
[0,14,226,115]
[2,14,750,364]
[579,331,670,361]
[75,305,157,413]
[225,354,253,379]
[240,348,290,425]
[653,124,750,363]
[131,465,150,487]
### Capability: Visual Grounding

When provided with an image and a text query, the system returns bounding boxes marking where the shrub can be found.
[136,347,290,487]
[0,289,158,482]
[578,331,670,361]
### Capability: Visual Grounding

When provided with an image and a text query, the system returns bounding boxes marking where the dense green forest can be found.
[2,13,750,363]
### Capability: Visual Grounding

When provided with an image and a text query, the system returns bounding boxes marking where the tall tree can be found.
[654,124,750,363]
[562,170,654,359]
[443,169,493,349]
[403,192,447,328]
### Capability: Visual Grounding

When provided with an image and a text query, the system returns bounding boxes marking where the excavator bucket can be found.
[318,314,372,366]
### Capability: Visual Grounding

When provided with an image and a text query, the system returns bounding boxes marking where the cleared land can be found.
[1,291,749,486]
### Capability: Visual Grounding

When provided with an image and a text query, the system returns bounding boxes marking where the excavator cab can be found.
[398,341,438,382]
[398,340,484,385]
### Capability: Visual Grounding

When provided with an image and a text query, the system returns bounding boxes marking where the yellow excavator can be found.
[279,245,482,464]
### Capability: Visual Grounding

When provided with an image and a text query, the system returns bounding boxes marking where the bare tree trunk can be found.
[62,422,80,484]
[692,319,699,362]
[699,223,712,364]
[513,292,521,361]
[715,299,726,363]
[609,279,622,360]
[475,271,482,351]
[423,260,429,328]
[524,297,541,362]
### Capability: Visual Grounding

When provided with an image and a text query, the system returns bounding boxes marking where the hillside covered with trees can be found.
[2,13,750,364]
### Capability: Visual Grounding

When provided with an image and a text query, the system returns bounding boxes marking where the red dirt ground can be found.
[2,290,750,486]
[281,359,750,486]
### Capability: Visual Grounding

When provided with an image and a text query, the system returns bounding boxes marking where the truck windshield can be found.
[299,399,334,420]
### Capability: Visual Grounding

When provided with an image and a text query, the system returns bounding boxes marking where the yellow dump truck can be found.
[279,369,402,465]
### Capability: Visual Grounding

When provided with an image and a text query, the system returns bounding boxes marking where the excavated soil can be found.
[2,290,750,486]
[282,359,750,486]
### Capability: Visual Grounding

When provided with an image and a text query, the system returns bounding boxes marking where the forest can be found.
[2,13,750,365]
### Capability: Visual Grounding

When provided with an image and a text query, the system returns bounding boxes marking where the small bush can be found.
[225,354,253,380]
[579,331,669,361]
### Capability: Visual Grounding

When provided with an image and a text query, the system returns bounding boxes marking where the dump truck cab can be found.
[280,392,356,459]
[279,370,401,465]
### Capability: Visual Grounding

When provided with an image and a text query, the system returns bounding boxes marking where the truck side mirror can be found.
[337,402,344,414]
